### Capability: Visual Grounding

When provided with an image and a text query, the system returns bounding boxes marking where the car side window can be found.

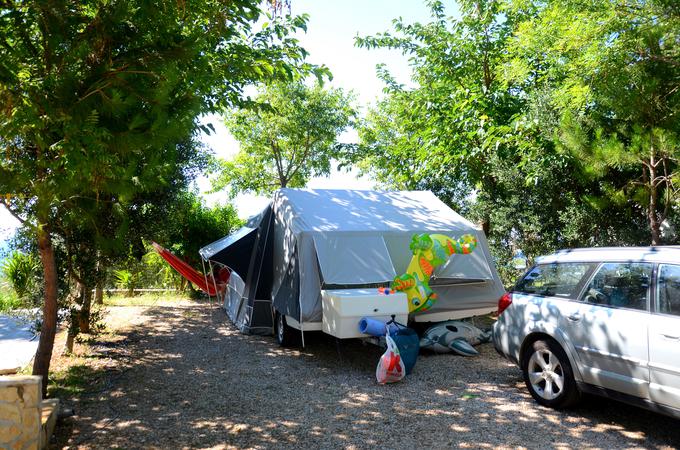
[514,263,593,298]
[580,262,652,311]
[656,264,680,317]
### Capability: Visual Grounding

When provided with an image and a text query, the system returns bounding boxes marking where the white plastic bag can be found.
[376,331,405,384]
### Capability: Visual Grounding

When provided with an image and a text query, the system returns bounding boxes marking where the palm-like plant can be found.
[1,251,40,299]
[113,269,140,297]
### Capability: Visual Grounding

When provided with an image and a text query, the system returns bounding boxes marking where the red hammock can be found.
[151,242,229,296]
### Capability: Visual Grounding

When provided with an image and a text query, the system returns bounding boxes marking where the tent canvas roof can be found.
[200,189,493,284]
[272,189,477,235]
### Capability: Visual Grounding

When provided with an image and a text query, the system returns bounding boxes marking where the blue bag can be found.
[389,322,419,375]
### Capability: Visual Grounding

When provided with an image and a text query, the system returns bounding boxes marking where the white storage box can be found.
[321,288,409,339]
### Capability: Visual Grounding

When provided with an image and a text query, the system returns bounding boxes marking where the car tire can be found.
[522,339,581,408]
[274,311,300,347]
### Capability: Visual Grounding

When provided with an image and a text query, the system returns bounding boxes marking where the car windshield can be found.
[515,263,593,298]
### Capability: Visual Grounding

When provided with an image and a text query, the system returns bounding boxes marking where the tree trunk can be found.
[95,285,103,305]
[649,154,660,246]
[650,211,661,245]
[93,257,104,305]
[33,229,59,399]
[186,281,197,294]
[480,217,490,238]
[63,332,74,355]
[78,284,92,334]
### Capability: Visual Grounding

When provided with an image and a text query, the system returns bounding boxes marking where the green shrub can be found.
[0,286,22,312]
[1,251,40,301]
[141,250,182,289]
[112,269,140,295]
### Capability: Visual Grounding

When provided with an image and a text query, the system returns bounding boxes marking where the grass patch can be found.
[16,363,33,375]
[0,286,21,312]
[48,364,99,398]
[104,292,193,307]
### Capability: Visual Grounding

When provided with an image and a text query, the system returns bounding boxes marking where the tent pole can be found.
[300,318,305,347]
[201,258,212,307]
[210,261,221,307]
[297,237,306,348]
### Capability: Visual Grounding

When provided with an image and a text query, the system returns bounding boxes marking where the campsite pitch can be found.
[50,298,680,449]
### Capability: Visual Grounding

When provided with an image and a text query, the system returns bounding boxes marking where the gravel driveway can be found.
[53,299,680,449]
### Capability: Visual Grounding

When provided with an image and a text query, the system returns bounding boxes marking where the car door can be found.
[563,262,652,399]
[513,261,593,326]
[648,263,680,410]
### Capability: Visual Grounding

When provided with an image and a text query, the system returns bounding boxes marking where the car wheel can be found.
[274,311,299,347]
[522,339,580,408]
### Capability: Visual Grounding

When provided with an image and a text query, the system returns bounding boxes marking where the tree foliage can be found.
[160,190,243,266]
[103,191,242,295]
[355,0,661,283]
[0,0,321,394]
[507,0,680,245]
[356,0,519,212]
[214,81,356,196]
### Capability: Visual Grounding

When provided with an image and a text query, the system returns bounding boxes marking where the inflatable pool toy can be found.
[391,233,477,314]
[419,320,491,356]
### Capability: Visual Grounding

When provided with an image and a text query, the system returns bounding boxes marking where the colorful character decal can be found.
[391,233,477,314]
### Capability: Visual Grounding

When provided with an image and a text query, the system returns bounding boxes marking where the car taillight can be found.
[497,292,512,315]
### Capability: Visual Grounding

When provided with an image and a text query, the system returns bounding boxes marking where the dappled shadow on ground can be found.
[52,301,680,449]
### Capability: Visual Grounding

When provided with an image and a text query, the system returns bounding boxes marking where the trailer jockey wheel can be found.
[274,311,300,347]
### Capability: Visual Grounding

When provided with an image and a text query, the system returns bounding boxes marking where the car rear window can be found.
[656,264,680,317]
[514,263,594,298]
[580,262,652,311]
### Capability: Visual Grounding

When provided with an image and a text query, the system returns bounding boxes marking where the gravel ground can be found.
[52,299,680,449]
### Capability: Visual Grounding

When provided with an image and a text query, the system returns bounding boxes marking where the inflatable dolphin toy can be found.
[419,321,491,356]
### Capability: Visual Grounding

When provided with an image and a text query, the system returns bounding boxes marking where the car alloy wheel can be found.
[522,339,580,408]
[527,347,565,401]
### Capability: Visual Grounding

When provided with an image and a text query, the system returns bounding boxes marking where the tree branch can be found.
[660,158,672,223]
[0,198,27,225]
[270,140,286,187]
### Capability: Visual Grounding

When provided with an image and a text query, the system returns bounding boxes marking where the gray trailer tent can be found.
[199,189,505,341]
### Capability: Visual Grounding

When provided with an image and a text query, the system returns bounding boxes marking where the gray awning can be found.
[199,227,258,276]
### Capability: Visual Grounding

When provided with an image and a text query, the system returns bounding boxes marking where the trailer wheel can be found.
[274,311,300,347]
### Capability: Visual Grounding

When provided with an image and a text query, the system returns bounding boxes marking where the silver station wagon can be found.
[493,247,680,418]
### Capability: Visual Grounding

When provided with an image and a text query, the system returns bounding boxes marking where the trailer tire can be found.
[274,311,300,347]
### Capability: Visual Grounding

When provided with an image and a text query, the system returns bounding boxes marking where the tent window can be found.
[312,235,396,286]
[383,233,492,281]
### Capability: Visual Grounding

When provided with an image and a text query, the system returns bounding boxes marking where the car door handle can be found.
[660,333,680,341]
[567,314,581,322]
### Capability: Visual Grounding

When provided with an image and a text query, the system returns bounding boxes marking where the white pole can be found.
[210,261,220,307]
[201,258,212,307]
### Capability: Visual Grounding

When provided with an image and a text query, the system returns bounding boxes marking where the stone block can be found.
[39,399,59,450]
[0,377,41,408]
[13,433,38,450]
[0,422,21,444]
[19,384,40,409]
[0,387,19,403]
[21,409,39,434]
[0,376,41,389]
[22,439,39,450]
[0,403,21,423]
